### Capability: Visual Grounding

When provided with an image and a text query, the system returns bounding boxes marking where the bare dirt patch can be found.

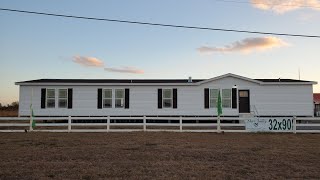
[0,132,319,179]
[0,110,18,117]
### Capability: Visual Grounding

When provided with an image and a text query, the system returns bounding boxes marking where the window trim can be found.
[115,89,125,108]
[58,89,68,108]
[162,89,173,108]
[103,89,113,108]
[46,89,56,108]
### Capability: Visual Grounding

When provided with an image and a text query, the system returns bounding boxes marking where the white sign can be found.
[245,118,294,132]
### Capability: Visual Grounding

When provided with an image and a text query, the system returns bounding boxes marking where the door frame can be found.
[238,89,250,113]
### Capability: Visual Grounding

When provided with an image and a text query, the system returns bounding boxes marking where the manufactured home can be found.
[15,73,317,117]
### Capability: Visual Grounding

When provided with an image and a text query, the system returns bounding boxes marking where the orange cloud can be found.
[72,56,104,67]
[72,55,144,74]
[197,37,288,54]
[250,0,320,13]
[104,66,144,74]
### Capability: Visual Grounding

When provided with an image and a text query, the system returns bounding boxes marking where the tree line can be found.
[0,102,19,111]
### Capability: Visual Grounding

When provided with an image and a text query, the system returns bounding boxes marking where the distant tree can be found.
[10,101,19,110]
[11,101,19,107]
[0,101,19,111]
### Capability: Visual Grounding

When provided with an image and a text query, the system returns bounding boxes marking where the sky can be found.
[0,0,320,105]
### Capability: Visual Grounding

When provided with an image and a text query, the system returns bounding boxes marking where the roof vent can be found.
[188,76,192,83]
[278,78,281,82]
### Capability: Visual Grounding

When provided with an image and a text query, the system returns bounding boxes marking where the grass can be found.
[0,132,319,179]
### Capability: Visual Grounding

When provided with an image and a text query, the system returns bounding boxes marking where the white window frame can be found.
[115,89,125,108]
[222,89,232,108]
[103,89,113,108]
[209,89,219,108]
[58,89,68,108]
[46,89,56,108]
[162,89,173,108]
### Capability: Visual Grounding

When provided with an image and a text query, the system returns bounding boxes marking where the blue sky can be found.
[0,0,320,104]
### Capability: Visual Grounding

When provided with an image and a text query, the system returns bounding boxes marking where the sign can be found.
[245,118,294,132]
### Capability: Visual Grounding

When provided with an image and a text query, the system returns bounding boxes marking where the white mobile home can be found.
[15,73,317,117]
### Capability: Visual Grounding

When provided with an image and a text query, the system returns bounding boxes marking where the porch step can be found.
[239,113,255,118]
[239,113,254,124]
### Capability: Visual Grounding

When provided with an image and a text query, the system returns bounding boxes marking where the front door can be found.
[239,90,250,113]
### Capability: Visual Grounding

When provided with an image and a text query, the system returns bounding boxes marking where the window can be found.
[210,89,232,108]
[222,89,231,108]
[316,104,320,116]
[115,89,124,108]
[103,89,112,108]
[239,91,248,97]
[46,89,55,108]
[163,89,172,108]
[209,89,219,108]
[58,89,68,108]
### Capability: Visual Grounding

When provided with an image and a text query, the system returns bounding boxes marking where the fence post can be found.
[143,116,146,131]
[217,116,221,133]
[29,116,33,132]
[293,116,297,134]
[68,116,71,133]
[107,116,110,132]
[180,116,182,132]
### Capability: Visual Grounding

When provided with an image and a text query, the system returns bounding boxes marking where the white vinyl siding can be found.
[17,76,315,117]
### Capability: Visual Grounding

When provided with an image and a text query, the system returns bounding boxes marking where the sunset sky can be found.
[1,0,320,105]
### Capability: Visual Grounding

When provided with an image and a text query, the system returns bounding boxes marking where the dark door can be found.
[239,90,250,113]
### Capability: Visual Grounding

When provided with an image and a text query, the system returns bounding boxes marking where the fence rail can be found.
[0,116,319,133]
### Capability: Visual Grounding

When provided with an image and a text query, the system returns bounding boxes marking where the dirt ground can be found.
[0,133,319,179]
[0,110,18,117]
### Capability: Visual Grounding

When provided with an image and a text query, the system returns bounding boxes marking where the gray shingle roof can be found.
[16,78,312,84]
[16,79,205,84]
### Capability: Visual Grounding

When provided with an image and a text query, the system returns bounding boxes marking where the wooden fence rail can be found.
[0,116,319,133]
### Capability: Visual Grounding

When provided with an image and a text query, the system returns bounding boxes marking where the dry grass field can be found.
[0,132,319,179]
[0,110,18,117]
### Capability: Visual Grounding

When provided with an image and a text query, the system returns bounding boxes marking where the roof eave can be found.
[260,81,317,85]
[196,73,263,85]
[15,82,199,86]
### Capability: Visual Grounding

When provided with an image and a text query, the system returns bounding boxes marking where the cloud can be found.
[72,56,104,67]
[197,37,288,54]
[104,66,144,74]
[250,0,320,13]
[72,55,144,74]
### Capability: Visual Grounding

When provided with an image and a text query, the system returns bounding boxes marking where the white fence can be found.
[0,116,319,133]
